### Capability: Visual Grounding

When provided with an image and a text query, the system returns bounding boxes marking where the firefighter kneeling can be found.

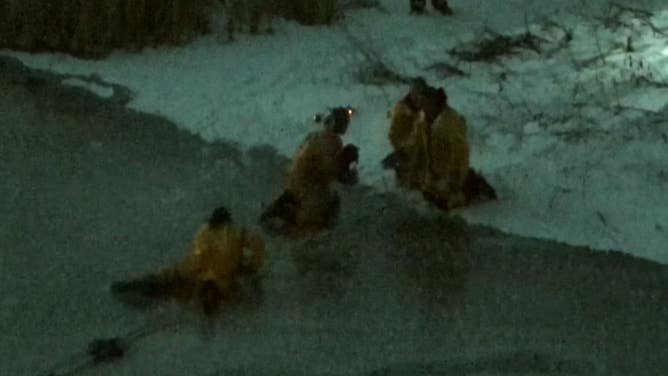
[260,106,359,234]
[383,78,496,210]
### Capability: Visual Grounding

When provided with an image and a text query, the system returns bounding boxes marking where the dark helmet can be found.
[408,77,447,121]
[410,77,429,92]
[208,206,231,228]
[324,106,354,134]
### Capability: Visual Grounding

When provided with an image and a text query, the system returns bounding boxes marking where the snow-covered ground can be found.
[4,0,668,263]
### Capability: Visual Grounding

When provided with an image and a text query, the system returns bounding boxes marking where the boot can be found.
[462,168,497,203]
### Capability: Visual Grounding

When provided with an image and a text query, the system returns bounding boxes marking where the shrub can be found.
[0,0,215,58]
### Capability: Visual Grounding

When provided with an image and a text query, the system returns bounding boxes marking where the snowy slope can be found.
[3,0,667,263]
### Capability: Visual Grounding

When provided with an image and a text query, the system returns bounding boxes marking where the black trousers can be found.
[410,0,453,14]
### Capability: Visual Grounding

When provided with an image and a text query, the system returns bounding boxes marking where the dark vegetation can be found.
[0,0,215,58]
[0,0,377,58]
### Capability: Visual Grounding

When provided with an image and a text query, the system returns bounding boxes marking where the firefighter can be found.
[385,78,496,210]
[112,206,265,316]
[261,106,359,234]
[419,99,471,209]
[385,78,447,190]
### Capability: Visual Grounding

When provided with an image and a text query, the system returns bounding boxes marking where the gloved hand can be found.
[381,152,400,170]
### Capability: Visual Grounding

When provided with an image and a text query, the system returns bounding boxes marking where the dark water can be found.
[1,56,667,376]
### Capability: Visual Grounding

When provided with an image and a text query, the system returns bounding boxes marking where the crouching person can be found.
[260,106,359,234]
[384,78,496,210]
[385,78,444,190]
[111,206,265,316]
